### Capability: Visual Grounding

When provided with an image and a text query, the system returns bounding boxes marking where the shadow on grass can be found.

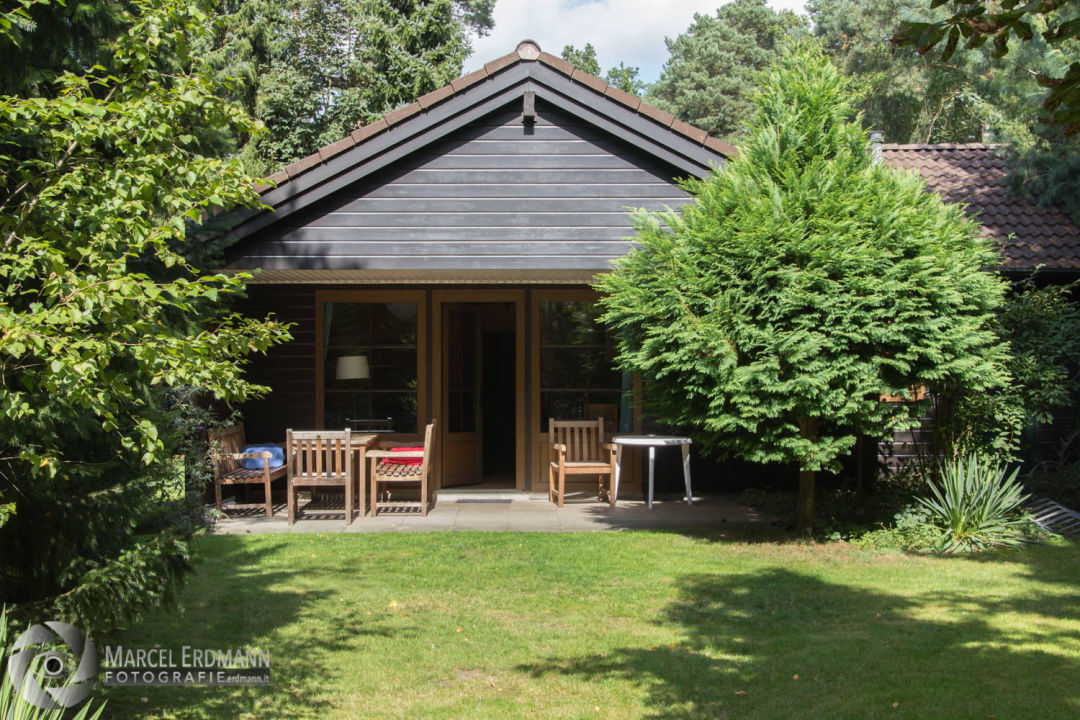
[100,535,404,719]
[519,549,1080,719]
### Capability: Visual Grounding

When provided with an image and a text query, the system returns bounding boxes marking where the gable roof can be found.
[225,40,732,245]
[881,143,1080,272]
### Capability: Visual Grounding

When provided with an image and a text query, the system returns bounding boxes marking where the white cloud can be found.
[464,0,809,84]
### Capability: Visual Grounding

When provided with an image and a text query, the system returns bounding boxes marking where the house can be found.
[222,42,1080,494]
[879,141,1080,276]
[877,141,1080,468]
[221,41,733,495]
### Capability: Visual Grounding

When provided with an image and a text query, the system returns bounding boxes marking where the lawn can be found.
[102,531,1080,719]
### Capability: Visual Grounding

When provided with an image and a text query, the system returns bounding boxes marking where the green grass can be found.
[101,532,1080,719]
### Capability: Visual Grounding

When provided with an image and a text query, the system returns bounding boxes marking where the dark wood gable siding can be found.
[226,99,694,271]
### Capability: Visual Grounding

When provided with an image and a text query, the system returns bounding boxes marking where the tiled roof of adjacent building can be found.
[881,143,1080,272]
[256,40,735,193]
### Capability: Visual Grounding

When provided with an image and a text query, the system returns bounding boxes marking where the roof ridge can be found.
[257,40,734,193]
[880,142,1008,150]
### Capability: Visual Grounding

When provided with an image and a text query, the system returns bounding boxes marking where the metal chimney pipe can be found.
[869,130,884,165]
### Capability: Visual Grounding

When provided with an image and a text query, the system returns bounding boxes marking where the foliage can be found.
[646,0,807,141]
[1,607,105,719]
[560,43,646,95]
[0,0,291,630]
[894,0,1080,134]
[808,0,981,143]
[597,43,1010,532]
[933,277,1080,461]
[202,0,493,174]
[916,453,1030,552]
[847,504,943,553]
[0,0,129,96]
[1024,429,1080,509]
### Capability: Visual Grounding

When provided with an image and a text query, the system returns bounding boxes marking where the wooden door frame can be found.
[432,289,526,491]
[314,289,428,438]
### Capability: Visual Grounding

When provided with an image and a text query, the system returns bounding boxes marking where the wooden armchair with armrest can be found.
[548,418,617,507]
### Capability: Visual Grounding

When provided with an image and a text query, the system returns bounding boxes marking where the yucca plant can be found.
[917,454,1031,553]
[0,608,104,720]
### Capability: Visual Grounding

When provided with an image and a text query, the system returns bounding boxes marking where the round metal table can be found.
[612,435,693,509]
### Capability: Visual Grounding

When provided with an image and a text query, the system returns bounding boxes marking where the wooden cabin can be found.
[221,42,1080,494]
[221,41,733,495]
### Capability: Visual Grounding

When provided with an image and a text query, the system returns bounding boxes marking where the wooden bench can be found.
[210,423,285,518]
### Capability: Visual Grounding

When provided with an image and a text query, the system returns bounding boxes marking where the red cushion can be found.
[384,446,424,465]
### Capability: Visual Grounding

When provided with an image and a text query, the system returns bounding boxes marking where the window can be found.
[322,301,418,432]
[539,301,624,432]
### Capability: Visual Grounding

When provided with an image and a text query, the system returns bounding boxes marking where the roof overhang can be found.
[232,268,607,285]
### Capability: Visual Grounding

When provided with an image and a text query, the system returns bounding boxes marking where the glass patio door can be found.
[442,305,482,486]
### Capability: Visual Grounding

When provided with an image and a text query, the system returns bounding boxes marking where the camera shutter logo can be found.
[6,622,98,710]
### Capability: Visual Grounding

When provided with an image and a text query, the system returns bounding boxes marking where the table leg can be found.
[648,446,656,510]
[614,444,623,504]
[357,447,367,518]
[681,444,693,505]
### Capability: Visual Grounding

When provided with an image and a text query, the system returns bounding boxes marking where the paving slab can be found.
[212,495,762,534]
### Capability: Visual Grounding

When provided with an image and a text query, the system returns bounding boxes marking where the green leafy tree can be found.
[597,43,1009,533]
[560,43,646,95]
[647,0,807,141]
[809,0,985,143]
[893,0,1080,135]
[202,0,494,174]
[811,0,1080,237]
[0,0,291,629]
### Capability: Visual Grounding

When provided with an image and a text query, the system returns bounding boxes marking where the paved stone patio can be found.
[212,492,764,534]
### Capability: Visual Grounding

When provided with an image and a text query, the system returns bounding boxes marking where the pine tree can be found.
[647,0,806,141]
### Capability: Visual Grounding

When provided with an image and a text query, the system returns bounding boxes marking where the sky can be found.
[463,0,810,85]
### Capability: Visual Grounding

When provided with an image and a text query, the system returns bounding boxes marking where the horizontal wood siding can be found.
[229,100,691,272]
[232,285,316,441]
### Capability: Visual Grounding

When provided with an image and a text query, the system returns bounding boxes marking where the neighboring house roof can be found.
[881,143,1080,272]
[223,40,732,258]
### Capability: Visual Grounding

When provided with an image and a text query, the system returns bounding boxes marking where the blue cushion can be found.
[240,444,285,470]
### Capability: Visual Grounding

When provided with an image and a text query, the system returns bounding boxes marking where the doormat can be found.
[455,499,513,504]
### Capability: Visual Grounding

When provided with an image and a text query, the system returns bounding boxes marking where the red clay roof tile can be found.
[383,102,421,126]
[538,51,576,77]
[882,143,1080,271]
[318,135,355,162]
[604,85,642,111]
[450,67,488,93]
[483,51,521,76]
[570,68,608,94]
[417,84,454,109]
[284,152,321,178]
[350,118,388,144]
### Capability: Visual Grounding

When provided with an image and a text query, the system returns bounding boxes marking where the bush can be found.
[848,505,942,553]
[917,454,1030,553]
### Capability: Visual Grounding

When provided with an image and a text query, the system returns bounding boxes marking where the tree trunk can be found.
[796,417,818,536]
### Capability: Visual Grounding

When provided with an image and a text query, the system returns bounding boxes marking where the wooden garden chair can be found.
[549,418,617,507]
[210,423,285,518]
[367,421,436,516]
[286,429,355,525]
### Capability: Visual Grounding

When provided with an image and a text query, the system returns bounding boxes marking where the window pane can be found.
[371,392,418,434]
[323,301,418,431]
[373,303,418,345]
[539,301,621,428]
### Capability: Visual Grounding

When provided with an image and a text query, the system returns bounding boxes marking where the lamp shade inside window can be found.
[336,355,370,380]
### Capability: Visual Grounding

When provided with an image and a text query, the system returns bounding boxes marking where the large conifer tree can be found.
[597,43,1010,533]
